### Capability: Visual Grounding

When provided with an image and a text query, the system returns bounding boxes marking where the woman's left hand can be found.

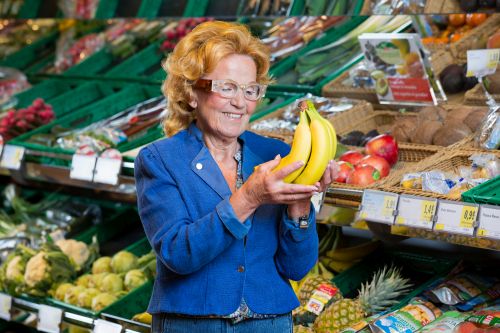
[314,160,339,193]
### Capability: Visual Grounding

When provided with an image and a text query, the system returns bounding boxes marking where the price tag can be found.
[435,200,479,235]
[93,319,122,333]
[395,195,437,230]
[0,293,12,321]
[311,192,325,214]
[477,204,500,239]
[37,304,63,333]
[93,149,122,185]
[0,145,25,170]
[70,154,97,181]
[359,190,399,225]
[466,49,500,77]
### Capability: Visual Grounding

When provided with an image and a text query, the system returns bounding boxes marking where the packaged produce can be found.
[0,98,55,141]
[372,0,425,14]
[370,298,443,333]
[0,67,31,109]
[262,16,344,63]
[160,18,213,52]
[54,30,105,73]
[477,108,500,150]
[0,0,25,17]
[58,0,100,19]
[240,0,292,16]
[314,266,412,333]
[456,283,500,312]
[414,311,469,332]
[0,19,57,58]
[454,307,500,332]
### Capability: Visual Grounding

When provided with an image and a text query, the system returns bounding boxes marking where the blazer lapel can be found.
[241,132,265,182]
[188,123,232,199]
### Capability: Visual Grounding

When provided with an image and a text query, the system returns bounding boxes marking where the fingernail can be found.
[297,161,304,166]
[275,154,280,159]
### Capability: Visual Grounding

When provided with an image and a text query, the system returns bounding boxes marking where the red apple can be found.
[358,155,391,178]
[346,165,381,186]
[339,150,364,166]
[334,161,354,183]
[365,134,399,166]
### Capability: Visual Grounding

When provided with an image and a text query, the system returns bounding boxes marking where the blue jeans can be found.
[152,313,293,333]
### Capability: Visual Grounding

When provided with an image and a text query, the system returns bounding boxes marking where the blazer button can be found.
[237,265,245,273]
[196,163,203,170]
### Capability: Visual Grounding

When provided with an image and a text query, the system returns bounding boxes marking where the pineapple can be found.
[313,266,412,333]
[298,274,340,305]
[294,325,315,333]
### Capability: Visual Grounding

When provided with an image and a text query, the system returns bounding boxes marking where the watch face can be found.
[299,217,309,229]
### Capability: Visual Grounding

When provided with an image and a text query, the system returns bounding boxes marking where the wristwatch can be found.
[292,214,310,229]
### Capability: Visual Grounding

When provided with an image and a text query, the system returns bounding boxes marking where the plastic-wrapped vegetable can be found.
[110,251,138,273]
[91,292,117,312]
[91,256,112,274]
[99,273,123,293]
[477,108,500,150]
[124,269,148,291]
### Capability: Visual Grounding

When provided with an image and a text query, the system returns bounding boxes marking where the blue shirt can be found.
[134,122,318,316]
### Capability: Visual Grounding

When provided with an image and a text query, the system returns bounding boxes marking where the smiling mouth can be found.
[223,112,243,119]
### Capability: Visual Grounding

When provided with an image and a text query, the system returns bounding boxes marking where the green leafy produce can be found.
[0,245,36,295]
[91,256,112,274]
[23,243,76,297]
[100,273,123,293]
[110,251,138,273]
[91,293,118,312]
[53,282,74,301]
[64,285,86,305]
[55,236,99,273]
[77,288,100,308]
[75,274,92,288]
[124,269,148,291]
[89,273,108,289]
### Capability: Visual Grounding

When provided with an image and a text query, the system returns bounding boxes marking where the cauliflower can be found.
[91,293,117,312]
[111,251,138,273]
[100,273,123,293]
[54,283,74,301]
[91,257,112,274]
[5,256,24,282]
[124,269,148,291]
[0,244,35,295]
[77,288,100,309]
[55,239,90,269]
[23,244,76,297]
[75,274,92,288]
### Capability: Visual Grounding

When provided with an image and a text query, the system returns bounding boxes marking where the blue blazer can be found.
[135,122,318,316]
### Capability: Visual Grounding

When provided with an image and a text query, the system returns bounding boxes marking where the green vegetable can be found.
[100,273,123,293]
[0,245,36,295]
[64,285,86,305]
[89,273,108,289]
[54,283,74,301]
[75,274,92,288]
[110,251,138,273]
[91,293,118,312]
[124,269,148,291]
[77,288,100,309]
[92,257,112,274]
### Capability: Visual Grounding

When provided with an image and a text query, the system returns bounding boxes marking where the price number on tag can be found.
[37,305,63,333]
[467,49,500,77]
[0,293,12,321]
[70,154,97,182]
[360,190,398,224]
[93,319,122,333]
[421,201,436,221]
[382,196,397,218]
[477,205,500,240]
[460,206,478,229]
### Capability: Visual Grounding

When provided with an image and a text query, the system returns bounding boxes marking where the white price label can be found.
[70,154,97,182]
[311,192,325,214]
[477,204,500,239]
[467,49,500,77]
[0,145,25,170]
[93,157,122,185]
[93,319,122,333]
[395,195,437,230]
[0,293,12,321]
[434,200,479,236]
[37,304,63,333]
[359,190,398,225]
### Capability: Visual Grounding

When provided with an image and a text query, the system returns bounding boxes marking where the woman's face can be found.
[193,54,259,141]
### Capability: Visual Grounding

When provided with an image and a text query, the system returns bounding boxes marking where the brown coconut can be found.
[417,106,447,123]
[411,120,443,144]
[463,108,489,131]
[432,119,472,146]
[390,117,416,142]
[445,106,474,122]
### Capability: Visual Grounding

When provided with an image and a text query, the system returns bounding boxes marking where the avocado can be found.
[375,78,389,96]
[460,0,479,11]
[463,64,478,90]
[439,64,465,94]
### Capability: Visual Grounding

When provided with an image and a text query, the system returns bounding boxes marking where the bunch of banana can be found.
[319,240,381,274]
[274,100,337,185]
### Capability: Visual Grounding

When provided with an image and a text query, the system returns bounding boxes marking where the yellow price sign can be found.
[420,200,436,222]
[477,229,488,237]
[396,216,405,225]
[434,223,445,231]
[382,196,396,218]
[460,206,478,229]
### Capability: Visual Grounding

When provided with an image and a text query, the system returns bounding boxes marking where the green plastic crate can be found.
[0,31,57,71]
[268,16,367,95]
[104,41,166,83]
[10,84,162,165]
[290,0,365,15]
[184,0,210,16]
[62,49,118,77]
[462,175,500,205]
[94,0,119,18]
[138,0,191,17]
[14,80,81,108]
[333,249,458,311]
[46,237,152,318]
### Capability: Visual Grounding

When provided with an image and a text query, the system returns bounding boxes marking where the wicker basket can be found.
[251,98,374,144]
[463,83,500,106]
[424,0,461,13]
[381,149,500,201]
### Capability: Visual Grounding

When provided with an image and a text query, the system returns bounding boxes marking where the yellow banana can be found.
[321,256,360,273]
[325,240,381,262]
[273,109,312,183]
[307,100,337,160]
[293,102,331,185]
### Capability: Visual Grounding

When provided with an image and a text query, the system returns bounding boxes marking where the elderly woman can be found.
[135,21,337,333]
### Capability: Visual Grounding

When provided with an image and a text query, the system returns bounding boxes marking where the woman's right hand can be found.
[241,155,319,209]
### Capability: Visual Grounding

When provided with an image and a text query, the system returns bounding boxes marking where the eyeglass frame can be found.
[192,78,267,101]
